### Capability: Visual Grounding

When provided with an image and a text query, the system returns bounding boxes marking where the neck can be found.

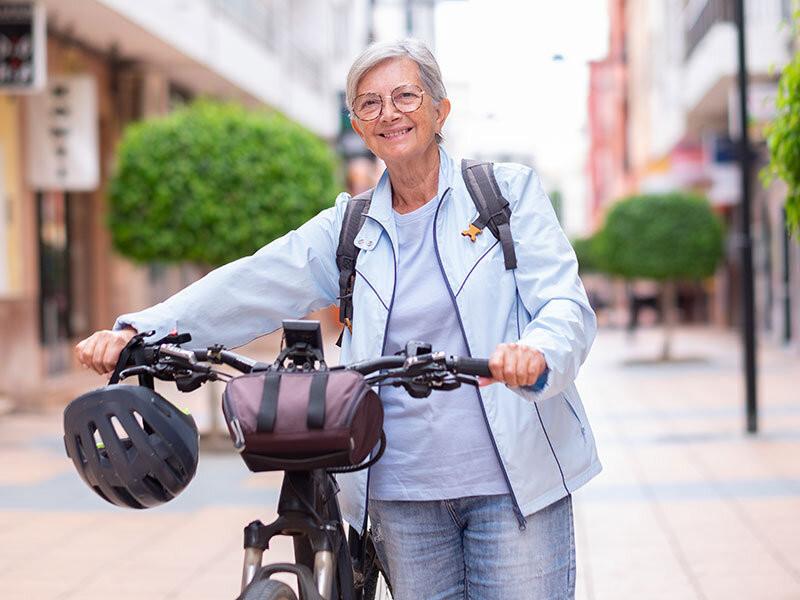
[385,144,441,214]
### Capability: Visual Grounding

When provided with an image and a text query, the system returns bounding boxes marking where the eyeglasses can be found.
[352,84,425,121]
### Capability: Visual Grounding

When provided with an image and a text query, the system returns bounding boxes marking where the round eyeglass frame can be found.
[352,84,425,121]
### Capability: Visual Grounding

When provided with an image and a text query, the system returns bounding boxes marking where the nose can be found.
[378,96,402,123]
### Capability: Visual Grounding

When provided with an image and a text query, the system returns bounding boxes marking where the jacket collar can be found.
[365,145,456,229]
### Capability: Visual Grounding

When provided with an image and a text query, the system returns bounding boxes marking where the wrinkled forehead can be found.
[356,57,423,96]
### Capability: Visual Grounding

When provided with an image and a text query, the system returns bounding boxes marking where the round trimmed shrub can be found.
[603,193,724,281]
[571,232,607,274]
[108,101,340,266]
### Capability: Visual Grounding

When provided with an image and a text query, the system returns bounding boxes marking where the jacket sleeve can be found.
[113,193,349,349]
[496,164,597,402]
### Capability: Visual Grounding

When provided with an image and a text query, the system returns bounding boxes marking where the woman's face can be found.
[351,57,450,165]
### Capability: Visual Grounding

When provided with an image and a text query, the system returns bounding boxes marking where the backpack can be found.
[335,159,517,342]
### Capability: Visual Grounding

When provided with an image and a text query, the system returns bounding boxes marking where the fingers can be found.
[90,335,111,374]
[101,336,125,374]
[486,343,546,388]
[75,330,135,375]
[502,344,520,387]
[76,334,99,371]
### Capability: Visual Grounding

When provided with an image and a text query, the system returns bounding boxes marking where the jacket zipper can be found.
[432,190,528,530]
[360,214,398,535]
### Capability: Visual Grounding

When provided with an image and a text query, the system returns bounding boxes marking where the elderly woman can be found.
[77,39,600,600]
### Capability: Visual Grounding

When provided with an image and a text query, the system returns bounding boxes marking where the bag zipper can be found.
[221,386,247,450]
[432,189,528,530]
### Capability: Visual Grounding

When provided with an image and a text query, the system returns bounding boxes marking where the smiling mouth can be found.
[380,127,413,139]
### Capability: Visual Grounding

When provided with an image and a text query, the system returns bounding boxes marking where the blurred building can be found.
[587,0,631,230]
[587,0,800,346]
[0,0,372,406]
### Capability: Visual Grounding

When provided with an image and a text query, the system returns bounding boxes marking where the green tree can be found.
[603,193,724,360]
[108,100,339,267]
[571,231,607,274]
[763,40,800,234]
[107,101,339,435]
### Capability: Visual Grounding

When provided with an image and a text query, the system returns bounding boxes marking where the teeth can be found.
[383,128,410,139]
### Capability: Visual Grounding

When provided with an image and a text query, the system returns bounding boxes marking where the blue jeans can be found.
[368,494,575,600]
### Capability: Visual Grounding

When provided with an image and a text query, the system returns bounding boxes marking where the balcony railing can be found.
[684,0,788,60]
[684,0,735,60]
[209,0,277,53]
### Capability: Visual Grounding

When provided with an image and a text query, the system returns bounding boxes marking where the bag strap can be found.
[257,372,282,432]
[336,189,373,345]
[307,371,329,429]
[461,159,517,270]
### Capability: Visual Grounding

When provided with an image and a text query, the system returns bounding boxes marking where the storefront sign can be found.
[0,2,46,91]
[26,75,99,191]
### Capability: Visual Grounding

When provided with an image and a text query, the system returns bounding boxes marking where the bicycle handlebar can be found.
[116,335,492,390]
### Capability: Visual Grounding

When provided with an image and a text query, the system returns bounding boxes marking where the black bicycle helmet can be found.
[63,384,199,509]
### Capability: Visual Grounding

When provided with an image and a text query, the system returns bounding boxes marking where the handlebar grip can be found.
[454,357,492,378]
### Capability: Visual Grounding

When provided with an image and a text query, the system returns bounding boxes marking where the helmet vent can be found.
[133,410,155,435]
[112,486,145,509]
[142,475,169,503]
[75,435,88,465]
[109,415,129,441]
[89,422,104,450]
[165,455,186,479]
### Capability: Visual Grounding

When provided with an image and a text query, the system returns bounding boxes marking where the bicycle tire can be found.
[238,578,298,600]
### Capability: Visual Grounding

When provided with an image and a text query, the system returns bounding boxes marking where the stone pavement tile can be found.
[0,450,72,485]
[0,577,76,600]
[0,512,103,574]
[573,497,701,600]
[734,498,800,576]
[55,507,296,600]
[652,499,800,599]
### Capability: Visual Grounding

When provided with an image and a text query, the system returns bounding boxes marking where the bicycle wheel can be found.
[238,578,298,600]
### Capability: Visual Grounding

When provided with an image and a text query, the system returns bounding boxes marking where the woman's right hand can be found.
[75,328,137,375]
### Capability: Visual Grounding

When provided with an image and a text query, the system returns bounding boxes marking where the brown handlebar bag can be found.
[222,369,383,472]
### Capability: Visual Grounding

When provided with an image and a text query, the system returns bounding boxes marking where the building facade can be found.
[587,0,799,346]
[0,0,371,406]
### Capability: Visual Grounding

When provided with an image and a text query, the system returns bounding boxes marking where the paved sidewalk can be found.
[0,326,798,599]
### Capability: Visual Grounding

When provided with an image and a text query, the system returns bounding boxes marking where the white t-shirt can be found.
[368,195,508,501]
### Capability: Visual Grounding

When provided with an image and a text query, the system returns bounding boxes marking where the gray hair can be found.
[346,38,447,144]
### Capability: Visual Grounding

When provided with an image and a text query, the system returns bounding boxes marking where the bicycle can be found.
[101,320,492,600]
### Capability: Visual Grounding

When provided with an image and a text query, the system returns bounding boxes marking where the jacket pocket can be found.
[562,394,586,442]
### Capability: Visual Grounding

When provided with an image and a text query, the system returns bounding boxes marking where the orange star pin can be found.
[461,223,482,242]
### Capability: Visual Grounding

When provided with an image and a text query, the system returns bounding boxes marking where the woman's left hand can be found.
[480,343,547,388]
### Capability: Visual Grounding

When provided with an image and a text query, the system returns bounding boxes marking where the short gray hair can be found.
[346,38,447,143]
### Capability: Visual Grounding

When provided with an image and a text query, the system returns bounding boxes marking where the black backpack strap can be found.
[336,189,374,345]
[461,159,517,270]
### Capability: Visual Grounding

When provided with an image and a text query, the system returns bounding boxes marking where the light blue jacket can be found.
[116,146,601,530]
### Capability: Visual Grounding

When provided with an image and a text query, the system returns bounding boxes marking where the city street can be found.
[0,325,798,599]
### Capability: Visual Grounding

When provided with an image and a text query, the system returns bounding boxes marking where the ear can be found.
[435,98,451,132]
[351,117,365,140]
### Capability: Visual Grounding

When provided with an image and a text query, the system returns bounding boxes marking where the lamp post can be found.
[734,0,758,433]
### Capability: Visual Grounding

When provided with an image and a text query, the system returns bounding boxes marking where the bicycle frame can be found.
[239,468,357,600]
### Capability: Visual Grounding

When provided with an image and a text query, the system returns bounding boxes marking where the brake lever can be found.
[118,365,155,380]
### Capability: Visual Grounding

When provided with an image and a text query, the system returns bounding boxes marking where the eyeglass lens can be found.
[354,84,423,120]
